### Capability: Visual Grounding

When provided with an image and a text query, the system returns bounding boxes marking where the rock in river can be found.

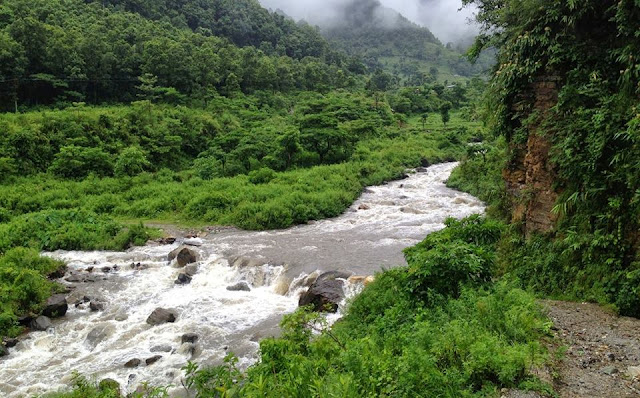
[42,294,68,318]
[298,271,351,313]
[168,246,197,267]
[146,308,177,326]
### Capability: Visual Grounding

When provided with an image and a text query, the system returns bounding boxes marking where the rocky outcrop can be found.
[124,358,141,368]
[298,271,351,312]
[42,294,68,318]
[168,246,197,267]
[30,316,53,331]
[503,75,561,237]
[146,308,177,325]
[226,282,251,292]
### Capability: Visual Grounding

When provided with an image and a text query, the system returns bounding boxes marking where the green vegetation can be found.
[448,0,640,317]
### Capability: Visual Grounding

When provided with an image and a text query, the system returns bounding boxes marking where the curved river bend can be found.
[0,162,484,397]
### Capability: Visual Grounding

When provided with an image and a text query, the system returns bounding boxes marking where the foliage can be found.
[459,0,640,315]
[42,372,169,398]
[0,247,65,337]
[182,218,549,397]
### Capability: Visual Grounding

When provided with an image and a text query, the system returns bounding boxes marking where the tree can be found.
[440,102,452,126]
[114,146,151,177]
[136,73,162,103]
[421,113,429,130]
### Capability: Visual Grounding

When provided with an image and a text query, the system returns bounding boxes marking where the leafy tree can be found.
[114,146,151,177]
[440,102,452,126]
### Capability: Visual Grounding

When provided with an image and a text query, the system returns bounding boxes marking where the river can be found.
[0,162,484,397]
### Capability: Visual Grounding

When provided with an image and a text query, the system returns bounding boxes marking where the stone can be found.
[150,345,172,353]
[48,266,67,279]
[358,204,371,210]
[601,366,619,375]
[102,266,112,273]
[124,358,141,368]
[298,271,350,313]
[416,167,429,173]
[145,355,162,365]
[184,264,198,277]
[181,333,199,344]
[158,237,176,245]
[606,352,615,361]
[168,246,197,267]
[0,345,7,357]
[627,366,640,379]
[146,308,177,326]
[42,294,68,318]
[226,282,251,292]
[4,338,18,348]
[98,379,120,394]
[30,315,53,331]
[90,301,105,312]
[175,273,192,285]
[85,324,115,350]
[420,158,430,167]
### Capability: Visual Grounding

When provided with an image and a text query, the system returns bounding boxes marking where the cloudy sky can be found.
[258,0,479,44]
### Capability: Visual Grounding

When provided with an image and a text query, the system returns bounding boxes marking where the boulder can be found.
[4,338,18,348]
[42,294,68,318]
[628,366,640,379]
[184,264,198,277]
[420,158,430,168]
[85,324,115,350]
[416,167,429,173]
[0,345,7,357]
[175,273,192,285]
[358,204,371,210]
[226,282,251,292]
[298,271,350,313]
[168,246,197,267]
[48,266,67,279]
[30,316,53,331]
[150,344,172,353]
[124,358,141,368]
[145,355,162,365]
[146,308,177,326]
[181,333,199,344]
[90,300,105,312]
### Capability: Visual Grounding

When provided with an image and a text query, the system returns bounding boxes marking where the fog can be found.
[258,0,479,44]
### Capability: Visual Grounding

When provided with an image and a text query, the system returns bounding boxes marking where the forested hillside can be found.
[0,0,356,111]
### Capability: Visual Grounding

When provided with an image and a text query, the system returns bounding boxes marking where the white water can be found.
[0,162,484,397]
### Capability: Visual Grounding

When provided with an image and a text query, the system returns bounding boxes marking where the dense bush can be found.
[0,248,65,337]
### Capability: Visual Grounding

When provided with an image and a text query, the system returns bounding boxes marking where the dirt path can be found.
[541,300,640,397]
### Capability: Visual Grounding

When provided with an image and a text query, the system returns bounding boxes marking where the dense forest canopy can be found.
[0,0,360,110]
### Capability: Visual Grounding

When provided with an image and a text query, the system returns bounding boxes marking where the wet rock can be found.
[124,358,141,368]
[181,333,199,344]
[86,266,94,273]
[601,366,619,375]
[184,264,198,277]
[0,345,7,357]
[416,167,429,173]
[168,246,197,267]
[90,300,105,312]
[4,337,18,348]
[298,271,350,313]
[606,352,615,361]
[18,315,33,327]
[158,237,176,245]
[98,378,120,393]
[226,282,251,292]
[363,188,375,194]
[232,256,264,269]
[358,204,371,210]
[420,158,430,167]
[102,266,112,273]
[30,315,53,331]
[150,345,172,353]
[86,324,115,350]
[145,355,162,365]
[347,275,375,286]
[146,308,177,325]
[175,273,192,285]
[48,266,67,279]
[114,309,128,322]
[42,294,68,318]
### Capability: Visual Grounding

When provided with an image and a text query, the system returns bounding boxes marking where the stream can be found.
[0,162,484,397]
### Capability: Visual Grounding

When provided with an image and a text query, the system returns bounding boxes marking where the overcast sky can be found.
[258,0,479,44]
